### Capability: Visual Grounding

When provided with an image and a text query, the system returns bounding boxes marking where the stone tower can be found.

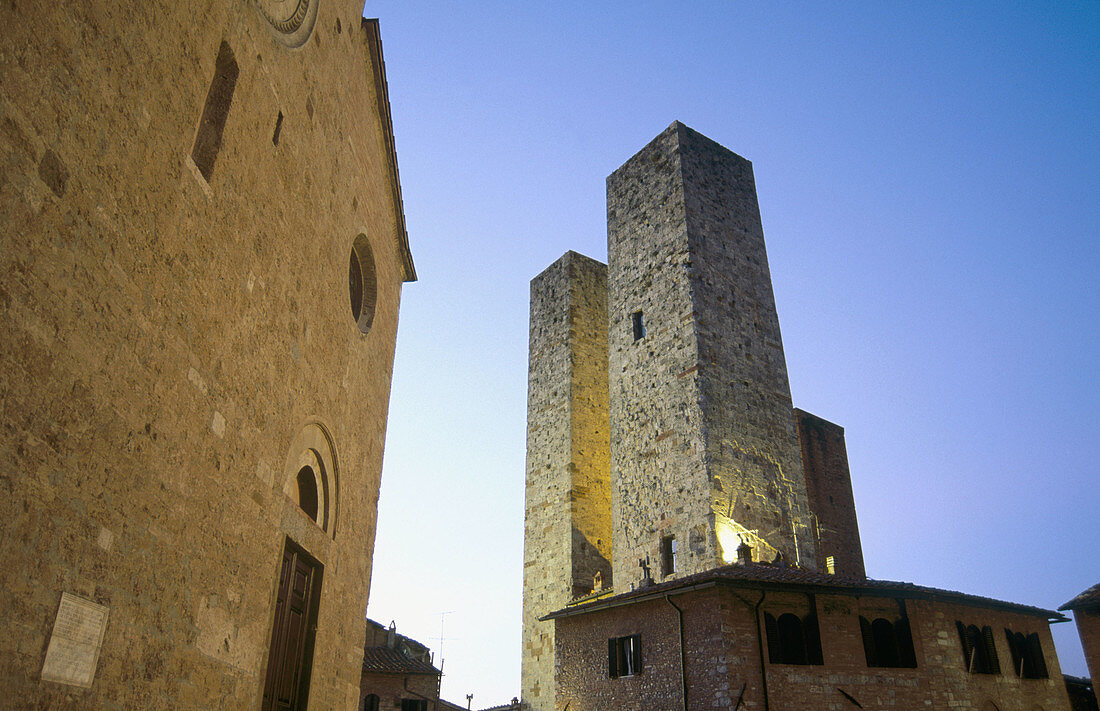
[521,253,612,709]
[607,122,815,588]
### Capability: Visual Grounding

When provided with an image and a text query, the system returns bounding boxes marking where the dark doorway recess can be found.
[262,538,323,711]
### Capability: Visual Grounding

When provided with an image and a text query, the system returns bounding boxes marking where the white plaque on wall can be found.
[40,592,109,688]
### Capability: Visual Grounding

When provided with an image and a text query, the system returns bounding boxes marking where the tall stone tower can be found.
[607,122,815,588]
[521,252,612,710]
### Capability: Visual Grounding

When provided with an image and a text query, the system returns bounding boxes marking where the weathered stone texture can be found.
[606,122,815,590]
[0,0,412,707]
[795,408,866,578]
[554,587,1072,711]
[522,252,611,711]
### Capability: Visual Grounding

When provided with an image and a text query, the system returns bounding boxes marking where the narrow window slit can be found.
[272,111,284,146]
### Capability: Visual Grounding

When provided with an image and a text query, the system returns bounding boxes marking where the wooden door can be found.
[262,539,323,711]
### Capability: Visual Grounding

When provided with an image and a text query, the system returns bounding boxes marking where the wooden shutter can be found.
[956,621,972,671]
[1026,633,1048,679]
[981,626,1000,674]
[859,616,876,666]
[608,638,618,678]
[764,613,781,664]
[632,634,643,673]
[804,613,823,666]
[896,616,917,668]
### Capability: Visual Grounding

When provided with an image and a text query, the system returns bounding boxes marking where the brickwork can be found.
[1073,608,1100,684]
[606,122,814,590]
[0,1,412,708]
[552,585,1072,711]
[522,252,611,711]
[359,672,440,711]
[794,409,866,578]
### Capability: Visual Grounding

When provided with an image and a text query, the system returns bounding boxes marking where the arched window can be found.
[349,234,377,334]
[297,466,318,521]
[764,612,823,665]
[361,693,380,711]
[957,621,1000,674]
[860,616,917,668]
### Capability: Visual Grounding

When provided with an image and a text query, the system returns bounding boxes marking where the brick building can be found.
[360,619,442,711]
[521,123,1082,710]
[1063,586,1100,698]
[1,0,413,707]
[548,564,1071,710]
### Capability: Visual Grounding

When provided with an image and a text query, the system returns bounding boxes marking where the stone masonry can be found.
[607,122,815,586]
[0,0,414,707]
[522,252,612,709]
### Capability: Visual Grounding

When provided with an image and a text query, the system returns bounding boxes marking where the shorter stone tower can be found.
[521,252,612,710]
[795,409,866,578]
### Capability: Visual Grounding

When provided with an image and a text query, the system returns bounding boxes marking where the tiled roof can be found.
[1060,582,1100,611]
[543,562,1066,621]
[362,646,440,675]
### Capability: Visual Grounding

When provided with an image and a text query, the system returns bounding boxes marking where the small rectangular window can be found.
[660,536,677,576]
[191,41,239,181]
[607,635,642,678]
[400,700,428,711]
[632,310,645,341]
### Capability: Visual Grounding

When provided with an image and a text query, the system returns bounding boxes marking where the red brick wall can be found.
[360,672,440,711]
[1074,608,1100,684]
[794,409,866,578]
[553,586,1073,710]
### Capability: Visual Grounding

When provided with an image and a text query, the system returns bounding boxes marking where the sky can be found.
[361,2,1099,705]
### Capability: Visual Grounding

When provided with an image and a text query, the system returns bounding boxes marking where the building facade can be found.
[547,565,1073,711]
[1,0,413,708]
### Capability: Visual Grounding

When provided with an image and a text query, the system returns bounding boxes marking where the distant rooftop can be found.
[1060,582,1100,611]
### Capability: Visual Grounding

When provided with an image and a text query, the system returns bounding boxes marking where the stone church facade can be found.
[0,0,413,708]
[521,123,1078,710]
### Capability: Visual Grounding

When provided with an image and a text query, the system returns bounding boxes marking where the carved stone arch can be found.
[281,419,340,538]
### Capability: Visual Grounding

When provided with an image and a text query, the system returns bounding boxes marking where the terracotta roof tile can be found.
[1060,582,1100,611]
[361,646,440,675]
[543,562,1065,621]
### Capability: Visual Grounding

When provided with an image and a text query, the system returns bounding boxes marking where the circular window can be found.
[255,0,319,48]
[349,234,377,334]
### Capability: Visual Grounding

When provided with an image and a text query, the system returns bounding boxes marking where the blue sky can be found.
[363,2,1099,704]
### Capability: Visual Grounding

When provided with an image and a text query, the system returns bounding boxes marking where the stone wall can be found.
[0,0,411,707]
[794,409,866,578]
[552,586,1072,711]
[522,252,611,711]
[606,122,815,590]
